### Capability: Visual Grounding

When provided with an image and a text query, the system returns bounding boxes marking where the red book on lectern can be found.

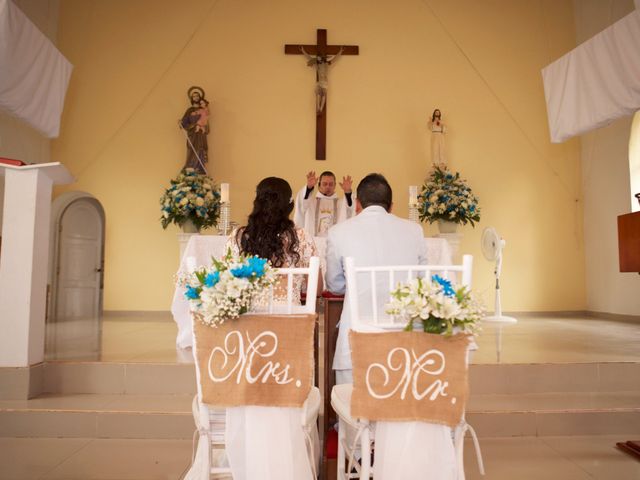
[0,157,26,166]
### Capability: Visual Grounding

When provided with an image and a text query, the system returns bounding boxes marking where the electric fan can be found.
[481,227,517,362]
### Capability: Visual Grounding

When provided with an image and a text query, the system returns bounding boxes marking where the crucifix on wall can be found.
[285,29,359,160]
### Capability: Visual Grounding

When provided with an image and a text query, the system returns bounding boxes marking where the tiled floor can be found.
[0,437,193,480]
[46,311,640,365]
[0,435,638,480]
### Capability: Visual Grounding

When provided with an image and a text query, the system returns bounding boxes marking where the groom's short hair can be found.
[357,173,392,211]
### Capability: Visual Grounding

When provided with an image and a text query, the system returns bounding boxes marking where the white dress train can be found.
[226,406,319,480]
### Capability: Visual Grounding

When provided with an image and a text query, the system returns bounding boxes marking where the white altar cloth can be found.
[171,235,452,348]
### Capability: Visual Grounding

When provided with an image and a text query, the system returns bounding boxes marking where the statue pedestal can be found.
[0,162,74,367]
[436,232,463,263]
[177,233,197,263]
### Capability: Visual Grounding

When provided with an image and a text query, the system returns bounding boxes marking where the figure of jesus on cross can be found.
[300,45,343,113]
[285,29,359,160]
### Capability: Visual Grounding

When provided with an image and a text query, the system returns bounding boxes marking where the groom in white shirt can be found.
[325,173,427,384]
[294,170,355,237]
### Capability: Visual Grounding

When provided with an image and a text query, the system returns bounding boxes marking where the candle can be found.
[409,185,418,205]
[220,183,229,203]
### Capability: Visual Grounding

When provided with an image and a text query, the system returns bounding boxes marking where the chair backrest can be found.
[189,256,320,405]
[185,255,320,315]
[344,254,473,331]
[254,256,320,315]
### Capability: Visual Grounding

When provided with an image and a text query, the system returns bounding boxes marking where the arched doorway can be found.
[46,192,105,359]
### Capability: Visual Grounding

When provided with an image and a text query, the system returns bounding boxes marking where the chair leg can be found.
[455,426,466,480]
[360,426,371,479]
[337,419,346,480]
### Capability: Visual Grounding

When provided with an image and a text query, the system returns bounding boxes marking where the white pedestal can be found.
[177,233,197,262]
[436,232,462,263]
[0,163,74,367]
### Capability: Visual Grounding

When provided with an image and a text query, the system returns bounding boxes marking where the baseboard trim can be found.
[504,311,639,322]
[0,363,44,400]
[505,311,589,318]
[103,311,173,321]
[585,311,640,323]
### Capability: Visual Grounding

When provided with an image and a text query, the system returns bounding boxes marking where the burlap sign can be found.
[194,314,316,408]
[350,331,470,427]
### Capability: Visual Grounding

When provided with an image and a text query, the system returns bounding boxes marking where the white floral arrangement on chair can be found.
[160,168,221,231]
[179,250,277,327]
[386,274,485,334]
[419,165,481,226]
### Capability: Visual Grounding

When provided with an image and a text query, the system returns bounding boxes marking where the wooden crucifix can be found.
[285,29,359,160]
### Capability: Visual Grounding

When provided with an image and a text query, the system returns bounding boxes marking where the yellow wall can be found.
[52,0,584,312]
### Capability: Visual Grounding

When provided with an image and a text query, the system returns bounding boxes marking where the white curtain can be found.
[542,10,640,143]
[0,0,72,138]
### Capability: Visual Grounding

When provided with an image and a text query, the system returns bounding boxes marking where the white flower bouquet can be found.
[419,165,481,226]
[160,168,221,231]
[385,274,484,334]
[179,249,277,327]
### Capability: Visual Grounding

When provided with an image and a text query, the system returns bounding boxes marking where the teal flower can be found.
[231,264,253,278]
[247,256,267,278]
[185,286,200,300]
[204,271,219,287]
[432,274,455,297]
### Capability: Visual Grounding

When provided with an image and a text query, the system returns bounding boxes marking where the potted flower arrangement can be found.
[178,249,277,327]
[419,166,481,232]
[160,168,221,232]
[386,274,484,335]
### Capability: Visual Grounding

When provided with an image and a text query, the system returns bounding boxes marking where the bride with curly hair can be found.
[226,176,322,302]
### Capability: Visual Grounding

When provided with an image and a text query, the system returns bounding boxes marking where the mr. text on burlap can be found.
[350,331,470,427]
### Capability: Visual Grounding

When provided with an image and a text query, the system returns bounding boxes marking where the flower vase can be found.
[437,220,458,234]
[181,219,200,234]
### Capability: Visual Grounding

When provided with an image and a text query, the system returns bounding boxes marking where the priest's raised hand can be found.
[339,175,353,194]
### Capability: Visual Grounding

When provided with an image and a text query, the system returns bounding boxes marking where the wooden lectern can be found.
[617,211,640,272]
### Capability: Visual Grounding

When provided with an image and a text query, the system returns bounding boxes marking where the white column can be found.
[0,163,73,367]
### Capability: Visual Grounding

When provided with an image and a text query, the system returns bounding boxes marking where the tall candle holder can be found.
[219,202,231,236]
[408,204,420,223]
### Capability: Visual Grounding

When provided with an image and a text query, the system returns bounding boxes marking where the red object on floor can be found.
[616,440,640,461]
[325,427,338,459]
[0,157,26,166]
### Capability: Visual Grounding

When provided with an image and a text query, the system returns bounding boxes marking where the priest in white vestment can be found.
[294,170,355,237]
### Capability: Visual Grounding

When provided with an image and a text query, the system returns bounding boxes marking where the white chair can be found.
[331,255,484,480]
[185,257,322,480]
